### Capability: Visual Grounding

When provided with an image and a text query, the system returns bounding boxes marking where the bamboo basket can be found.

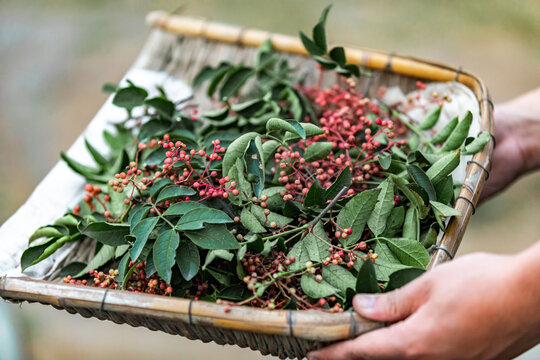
[0,11,494,359]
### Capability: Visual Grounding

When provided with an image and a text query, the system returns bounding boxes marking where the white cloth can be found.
[0,68,192,277]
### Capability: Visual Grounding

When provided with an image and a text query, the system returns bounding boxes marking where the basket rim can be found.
[1,11,494,344]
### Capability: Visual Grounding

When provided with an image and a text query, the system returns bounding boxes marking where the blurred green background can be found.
[1,1,539,359]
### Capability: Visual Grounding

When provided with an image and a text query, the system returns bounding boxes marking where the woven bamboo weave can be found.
[0,11,494,359]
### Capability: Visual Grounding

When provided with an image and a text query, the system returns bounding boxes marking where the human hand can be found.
[307,249,540,359]
[481,88,540,202]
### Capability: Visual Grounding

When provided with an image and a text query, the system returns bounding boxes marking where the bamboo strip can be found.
[0,12,494,358]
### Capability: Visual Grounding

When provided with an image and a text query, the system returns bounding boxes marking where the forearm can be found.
[497,87,540,175]
[504,240,540,353]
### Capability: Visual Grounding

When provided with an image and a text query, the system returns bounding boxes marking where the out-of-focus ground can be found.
[0,1,539,359]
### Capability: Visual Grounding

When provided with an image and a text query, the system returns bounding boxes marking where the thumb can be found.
[353,278,428,322]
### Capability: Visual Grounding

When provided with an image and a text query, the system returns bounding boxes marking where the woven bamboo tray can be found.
[0,11,494,359]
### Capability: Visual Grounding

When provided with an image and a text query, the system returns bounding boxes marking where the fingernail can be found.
[353,294,377,314]
[306,352,319,360]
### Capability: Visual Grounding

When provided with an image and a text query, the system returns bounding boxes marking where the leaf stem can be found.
[150,203,176,229]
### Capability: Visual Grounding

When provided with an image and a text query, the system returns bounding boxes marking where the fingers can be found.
[307,322,410,360]
[353,275,428,322]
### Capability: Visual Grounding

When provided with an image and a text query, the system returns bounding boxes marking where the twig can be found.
[308,186,348,231]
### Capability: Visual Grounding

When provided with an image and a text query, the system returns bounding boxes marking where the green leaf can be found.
[326,166,351,200]
[28,225,68,244]
[176,240,200,281]
[219,66,255,100]
[421,225,438,248]
[464,131,491,155]
[192,65,215,88]
[304,181,326,207]
[202,249,234,270]
[313,56,337,70]
[227,158,253,204]
[403,207,419,241]
[383,238,430,268]
[374,242,400,264]
[434,175,454,205]
[262,140,281,164]
[59,262,88,278]
[356,260,380,294]
[337,188,380,245]
[145,97,175,118]
[430,200,462,220]
[431,116,458,145]
[382,206,405,238]
[106,184,128,218]
[153,228,180,284]
[155,185,196,203]
[408,133,420,151]
[231,99,265,117]
[145,251,157,277]
[202,107,229,121]
[115,244,129,259]
[299,31,324,56]
[112,85,148,111]
[441,111,473,151]
[244,138,265,197]
[74,245,115,278]
[130,216,160,261]
[163,201,206,216]
[222,132,258,176]
[425,150,460,184]
[128,204,151,232]
[266,118,305,138]
[207,64,233,97]
[53,214,80,228]
[378,152,392,170]
[261,186,285,211]
[312,22,327,53]
[251,205,292,228]
[322,265,356,293]
[82,222,129,247]
[368,179,395,236]
[116,251,130,283]
[246,234,264,253]
[286,223,327,270]
[344,64,360,77]
[304,222,331,263]
[21,238,56,270]
[389,174,429,219]
[319,4,333,24]
[240,208,266,233]
[385,268,425,292]
[283,123,325,141]
[373,260,413,282]
[184,224,239,250]
[301,273,340,298]
[149,178,173,201]
[303,142,332,162]
[84,139,108,168]
[289,121,307,139]
[206,268,231,286]
[407,165,437,201]
[329,47,346,67]
[419,106,442,130]
[176,208,233,231]
[193,62,231,89]
[60,152,100,177]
